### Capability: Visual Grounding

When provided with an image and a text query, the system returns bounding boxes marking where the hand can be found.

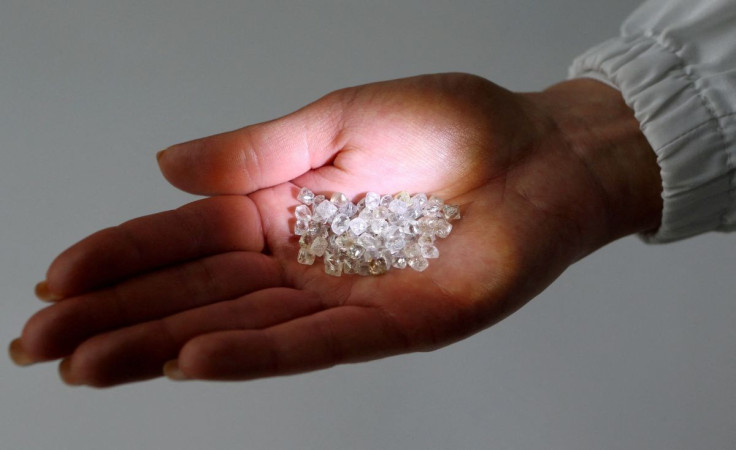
[11,74,662,387]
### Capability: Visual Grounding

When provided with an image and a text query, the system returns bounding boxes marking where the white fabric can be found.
[569,0,736,243]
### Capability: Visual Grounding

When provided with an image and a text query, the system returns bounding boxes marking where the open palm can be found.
[14,74,660,386]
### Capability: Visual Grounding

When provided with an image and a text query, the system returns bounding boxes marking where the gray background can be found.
[1,1,734,449]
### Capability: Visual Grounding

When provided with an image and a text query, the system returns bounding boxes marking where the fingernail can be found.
[9,339,35,366]
[156,145,174,162]
[163,360,190,381]
[34,281,62,302]
[59,358,83,386]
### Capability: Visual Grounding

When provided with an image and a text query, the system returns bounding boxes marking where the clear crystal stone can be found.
[349,217,368,235]
[425,196,443,217]
[294,219,309,235]
[297,248,315,265]
[386,237,405,253]
[339,201,358,218]
[310,236,328,257]
[408,256,429,272]
[343,258,357,274]
[356,261,371,276]
[330,192,348,207]
[335,234,354,251]
[364,192,380,210]
[435,219,453,238]
[331,213,350,235]
[395,191,411,204]
[358,207,373,221]
[392,256,408,269]
[420,244,439,259]
[388,198,408,215]
[297,187,315,205]
[411,193,428,208]
[370,218,388,235]
[315,200,338,222]
[418,234,434,247]
[417,217,436,235]
[299,234,314,248]
[313,194,326,207]
[357,233,376,250]
[295,205,311,221]
[347,244,365,260]
[324,252,343,277]
[380,195,393,208]
[443,204,461,221]
[404,243,421,259]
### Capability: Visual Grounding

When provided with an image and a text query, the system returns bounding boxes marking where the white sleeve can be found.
[569,0,736,243]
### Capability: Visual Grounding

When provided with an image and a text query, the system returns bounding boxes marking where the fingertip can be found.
[34,281,62,302]
[163,359,191,381]
[58,358,83,386]
[9,338,35,367]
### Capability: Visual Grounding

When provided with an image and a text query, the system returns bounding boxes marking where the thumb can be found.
[157,94,345,195]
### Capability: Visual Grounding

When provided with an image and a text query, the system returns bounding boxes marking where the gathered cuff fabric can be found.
[569,34,736,243]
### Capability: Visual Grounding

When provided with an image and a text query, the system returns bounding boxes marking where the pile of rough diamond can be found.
[294,187,460,277]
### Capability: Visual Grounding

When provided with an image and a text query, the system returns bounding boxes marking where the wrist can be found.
[529,79,663,253]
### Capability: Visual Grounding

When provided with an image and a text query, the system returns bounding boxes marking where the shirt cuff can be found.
[568,34,736,243]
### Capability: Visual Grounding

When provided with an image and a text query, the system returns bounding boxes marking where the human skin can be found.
[10,73,662,387]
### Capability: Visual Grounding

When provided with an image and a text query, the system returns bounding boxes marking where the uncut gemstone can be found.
[421,244,439,259]
[388,199,408,215]
[313,195,326,207]
[392,256,408,269]
[418,234,434,247]
[425,196,444,217]
[330,192,348,207]
[324,252,343,277]
[340,201,358,218]
[370,218,388,235]
[357,233,376,250]
[404,243,421,258]
[364,192,380,210]
[408,256,429,272]
[435,219,453,239]
[297,248,315,265]
[331,213,350,235]
[297,187,315,205]
[369,257,389,275]
[443,204,461,221]
[343,258,357,274]
[349,217,368,236]
[356,261,371,276]
[307,221,328,237]
[315,200,338,222]
[328,233,339,249]
[358,207,373,221]
[395,191,411,204]
[299,234,314,248]
[336,234,355,251]
[347,244,366,260]
[380,195,393,208]
[294,219,309,235]
[386,237,405,253]
[310,236,328,257]
[411,193,428,208]
[417,217,436,235]
[295,205,311,221]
